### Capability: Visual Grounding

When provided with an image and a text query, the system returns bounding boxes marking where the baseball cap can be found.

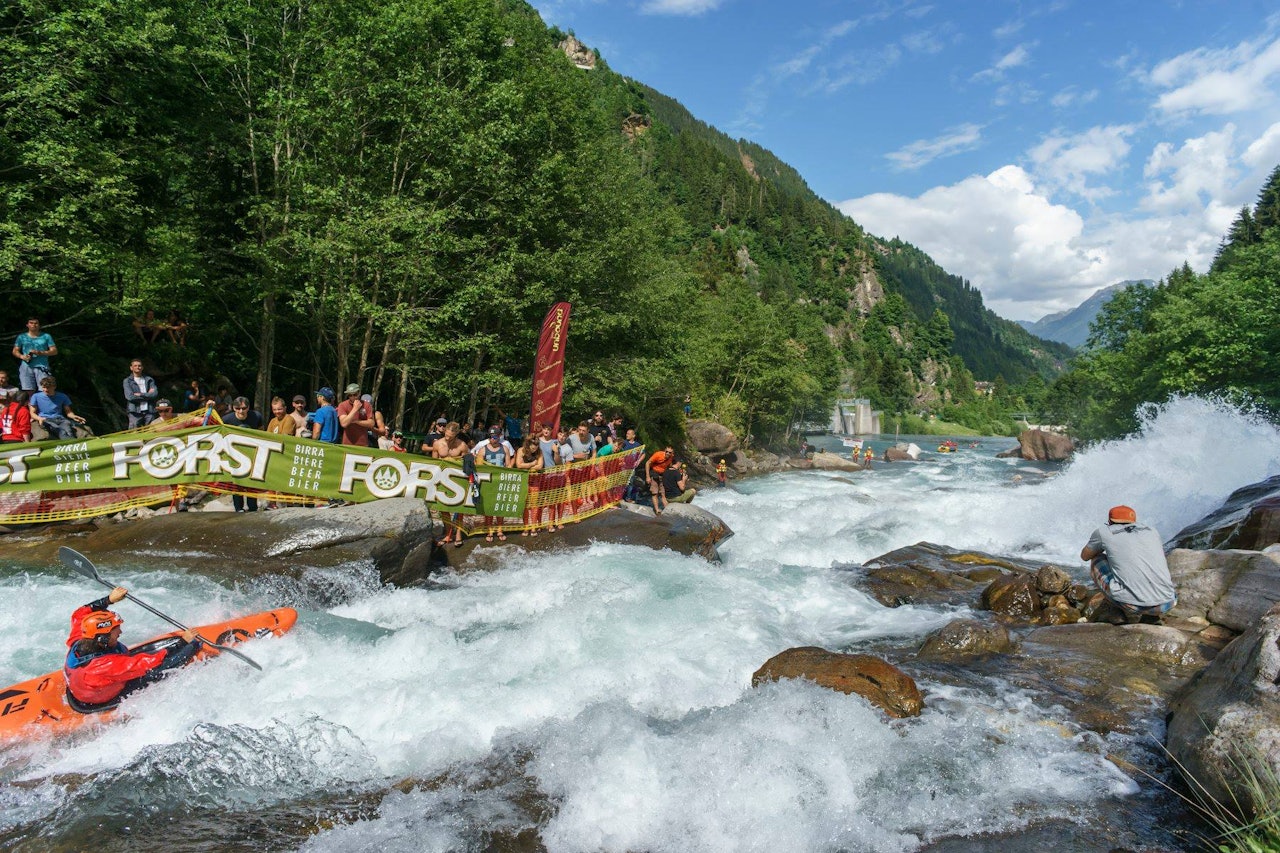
[317,386,335,401]
[156,399,172,409]
[344,383,361,395]
[393,429,404,437]
[488,426,502,436]
[1108,505,1137,524]
[292,394,307,404]
[436,417,447,425]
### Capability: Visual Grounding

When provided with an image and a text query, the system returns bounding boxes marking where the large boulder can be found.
[752,647,924,718]
[917,619,1014,661]
[1166,604,1280,817]
[685,419,738,457]
[883,443,921,462]
[17,498,437,587]
[1026,622,1217,669]
[1169,475,1280,550]
[1167,548,1280,632]
[808,452,864,472]
[980,573,1043,622]
[852,542,1038,609]
[433,503,734,572]
[1011,429,1074,461]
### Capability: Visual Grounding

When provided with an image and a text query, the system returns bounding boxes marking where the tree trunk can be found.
[255,292,276,409]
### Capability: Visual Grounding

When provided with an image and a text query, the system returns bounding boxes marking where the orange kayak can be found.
[0,607,298,739]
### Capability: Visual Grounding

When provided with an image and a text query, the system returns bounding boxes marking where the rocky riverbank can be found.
[751,472,1280,826]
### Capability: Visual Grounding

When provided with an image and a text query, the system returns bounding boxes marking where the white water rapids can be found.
[1,397,1278,852]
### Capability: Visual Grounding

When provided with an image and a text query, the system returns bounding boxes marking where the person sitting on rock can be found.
[29,375,86,439]
[662,460,696,504]
[131,310,163,344]
[1080,505,1177,624]
[64,587,203,711]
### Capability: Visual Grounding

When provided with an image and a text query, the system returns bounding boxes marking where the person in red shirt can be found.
[1,387,32,442]
[64,587,202,710]
[644,445,674,516]
[336,383,374,445]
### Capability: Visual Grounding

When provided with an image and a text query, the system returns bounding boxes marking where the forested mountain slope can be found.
[2,0,1064,441]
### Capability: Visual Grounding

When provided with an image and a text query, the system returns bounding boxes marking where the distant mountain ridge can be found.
[1018,281,1152,348]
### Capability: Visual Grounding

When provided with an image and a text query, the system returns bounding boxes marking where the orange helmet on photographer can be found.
[81,610,123,640]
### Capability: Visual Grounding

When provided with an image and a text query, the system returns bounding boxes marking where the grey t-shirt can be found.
[565,432,596,459]
[1087,522,1176,607]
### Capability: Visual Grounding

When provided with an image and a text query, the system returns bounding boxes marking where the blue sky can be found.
[530,0,1280,321]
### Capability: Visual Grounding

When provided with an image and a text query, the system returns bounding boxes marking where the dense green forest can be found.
[1039,166,1280,439]
[2,0,1065,442]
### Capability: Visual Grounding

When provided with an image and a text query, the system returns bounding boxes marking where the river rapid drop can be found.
[1,396,1277,852]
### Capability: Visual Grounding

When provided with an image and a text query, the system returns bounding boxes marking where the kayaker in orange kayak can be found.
[64,587,203,710]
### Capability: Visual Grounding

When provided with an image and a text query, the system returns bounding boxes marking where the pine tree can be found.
[1253,164,1280,232]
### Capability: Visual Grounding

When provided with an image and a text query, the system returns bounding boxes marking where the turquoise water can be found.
[1,397,1277,852]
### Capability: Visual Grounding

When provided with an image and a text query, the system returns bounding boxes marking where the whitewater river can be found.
[2,398,1278,852]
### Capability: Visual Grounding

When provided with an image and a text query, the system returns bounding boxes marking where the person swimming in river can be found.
[64,586,202,710]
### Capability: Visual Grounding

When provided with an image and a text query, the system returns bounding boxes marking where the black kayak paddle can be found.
[58,546,263,671]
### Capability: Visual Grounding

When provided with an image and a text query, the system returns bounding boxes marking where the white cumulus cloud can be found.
[1029,124,1138,200]
[835,165,1235,321]
[1142,125,1238,213]
[1149,33,1280,115]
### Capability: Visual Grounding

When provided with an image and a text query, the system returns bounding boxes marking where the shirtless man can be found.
[433,421,470,546]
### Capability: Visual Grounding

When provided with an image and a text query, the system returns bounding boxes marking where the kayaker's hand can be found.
[108,587,127,604]
[180,629,201,644]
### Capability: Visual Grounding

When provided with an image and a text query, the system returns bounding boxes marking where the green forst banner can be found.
[0,427,528,517]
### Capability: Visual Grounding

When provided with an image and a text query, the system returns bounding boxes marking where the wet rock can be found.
[1009,429,1074,461]
[1168,474,1280,550]
[917,619,1014,661]
[809,453,865,472]
[438,503,734,573]
[11,498,439,587]
[1167,548,1280,632]
[685,419,738,457]
[997,621,1221,737]
[752,647,924,718]
[980,574,1042,622]
[860,564,983,607]
[852,543,1041,609]
[1040,605,1081,625]
[1035,565,1072,596]
[1166,604,1280,817]
[1026,623,1217,669]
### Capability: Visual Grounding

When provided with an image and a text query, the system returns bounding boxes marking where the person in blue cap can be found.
[306,387,340,443]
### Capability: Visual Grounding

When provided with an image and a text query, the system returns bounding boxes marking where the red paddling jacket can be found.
[63,596,199,706]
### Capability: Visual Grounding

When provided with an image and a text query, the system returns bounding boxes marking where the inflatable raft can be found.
[0,607,297,739]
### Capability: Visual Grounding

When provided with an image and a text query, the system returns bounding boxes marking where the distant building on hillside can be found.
[830,398,881,435]
[974,381,994,396]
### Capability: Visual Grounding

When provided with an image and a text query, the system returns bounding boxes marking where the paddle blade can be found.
[58,546,103,583]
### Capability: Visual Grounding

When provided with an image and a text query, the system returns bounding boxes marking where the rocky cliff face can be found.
[557,36,596,69]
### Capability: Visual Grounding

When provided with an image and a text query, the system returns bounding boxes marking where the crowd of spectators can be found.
[7,319,717,538]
